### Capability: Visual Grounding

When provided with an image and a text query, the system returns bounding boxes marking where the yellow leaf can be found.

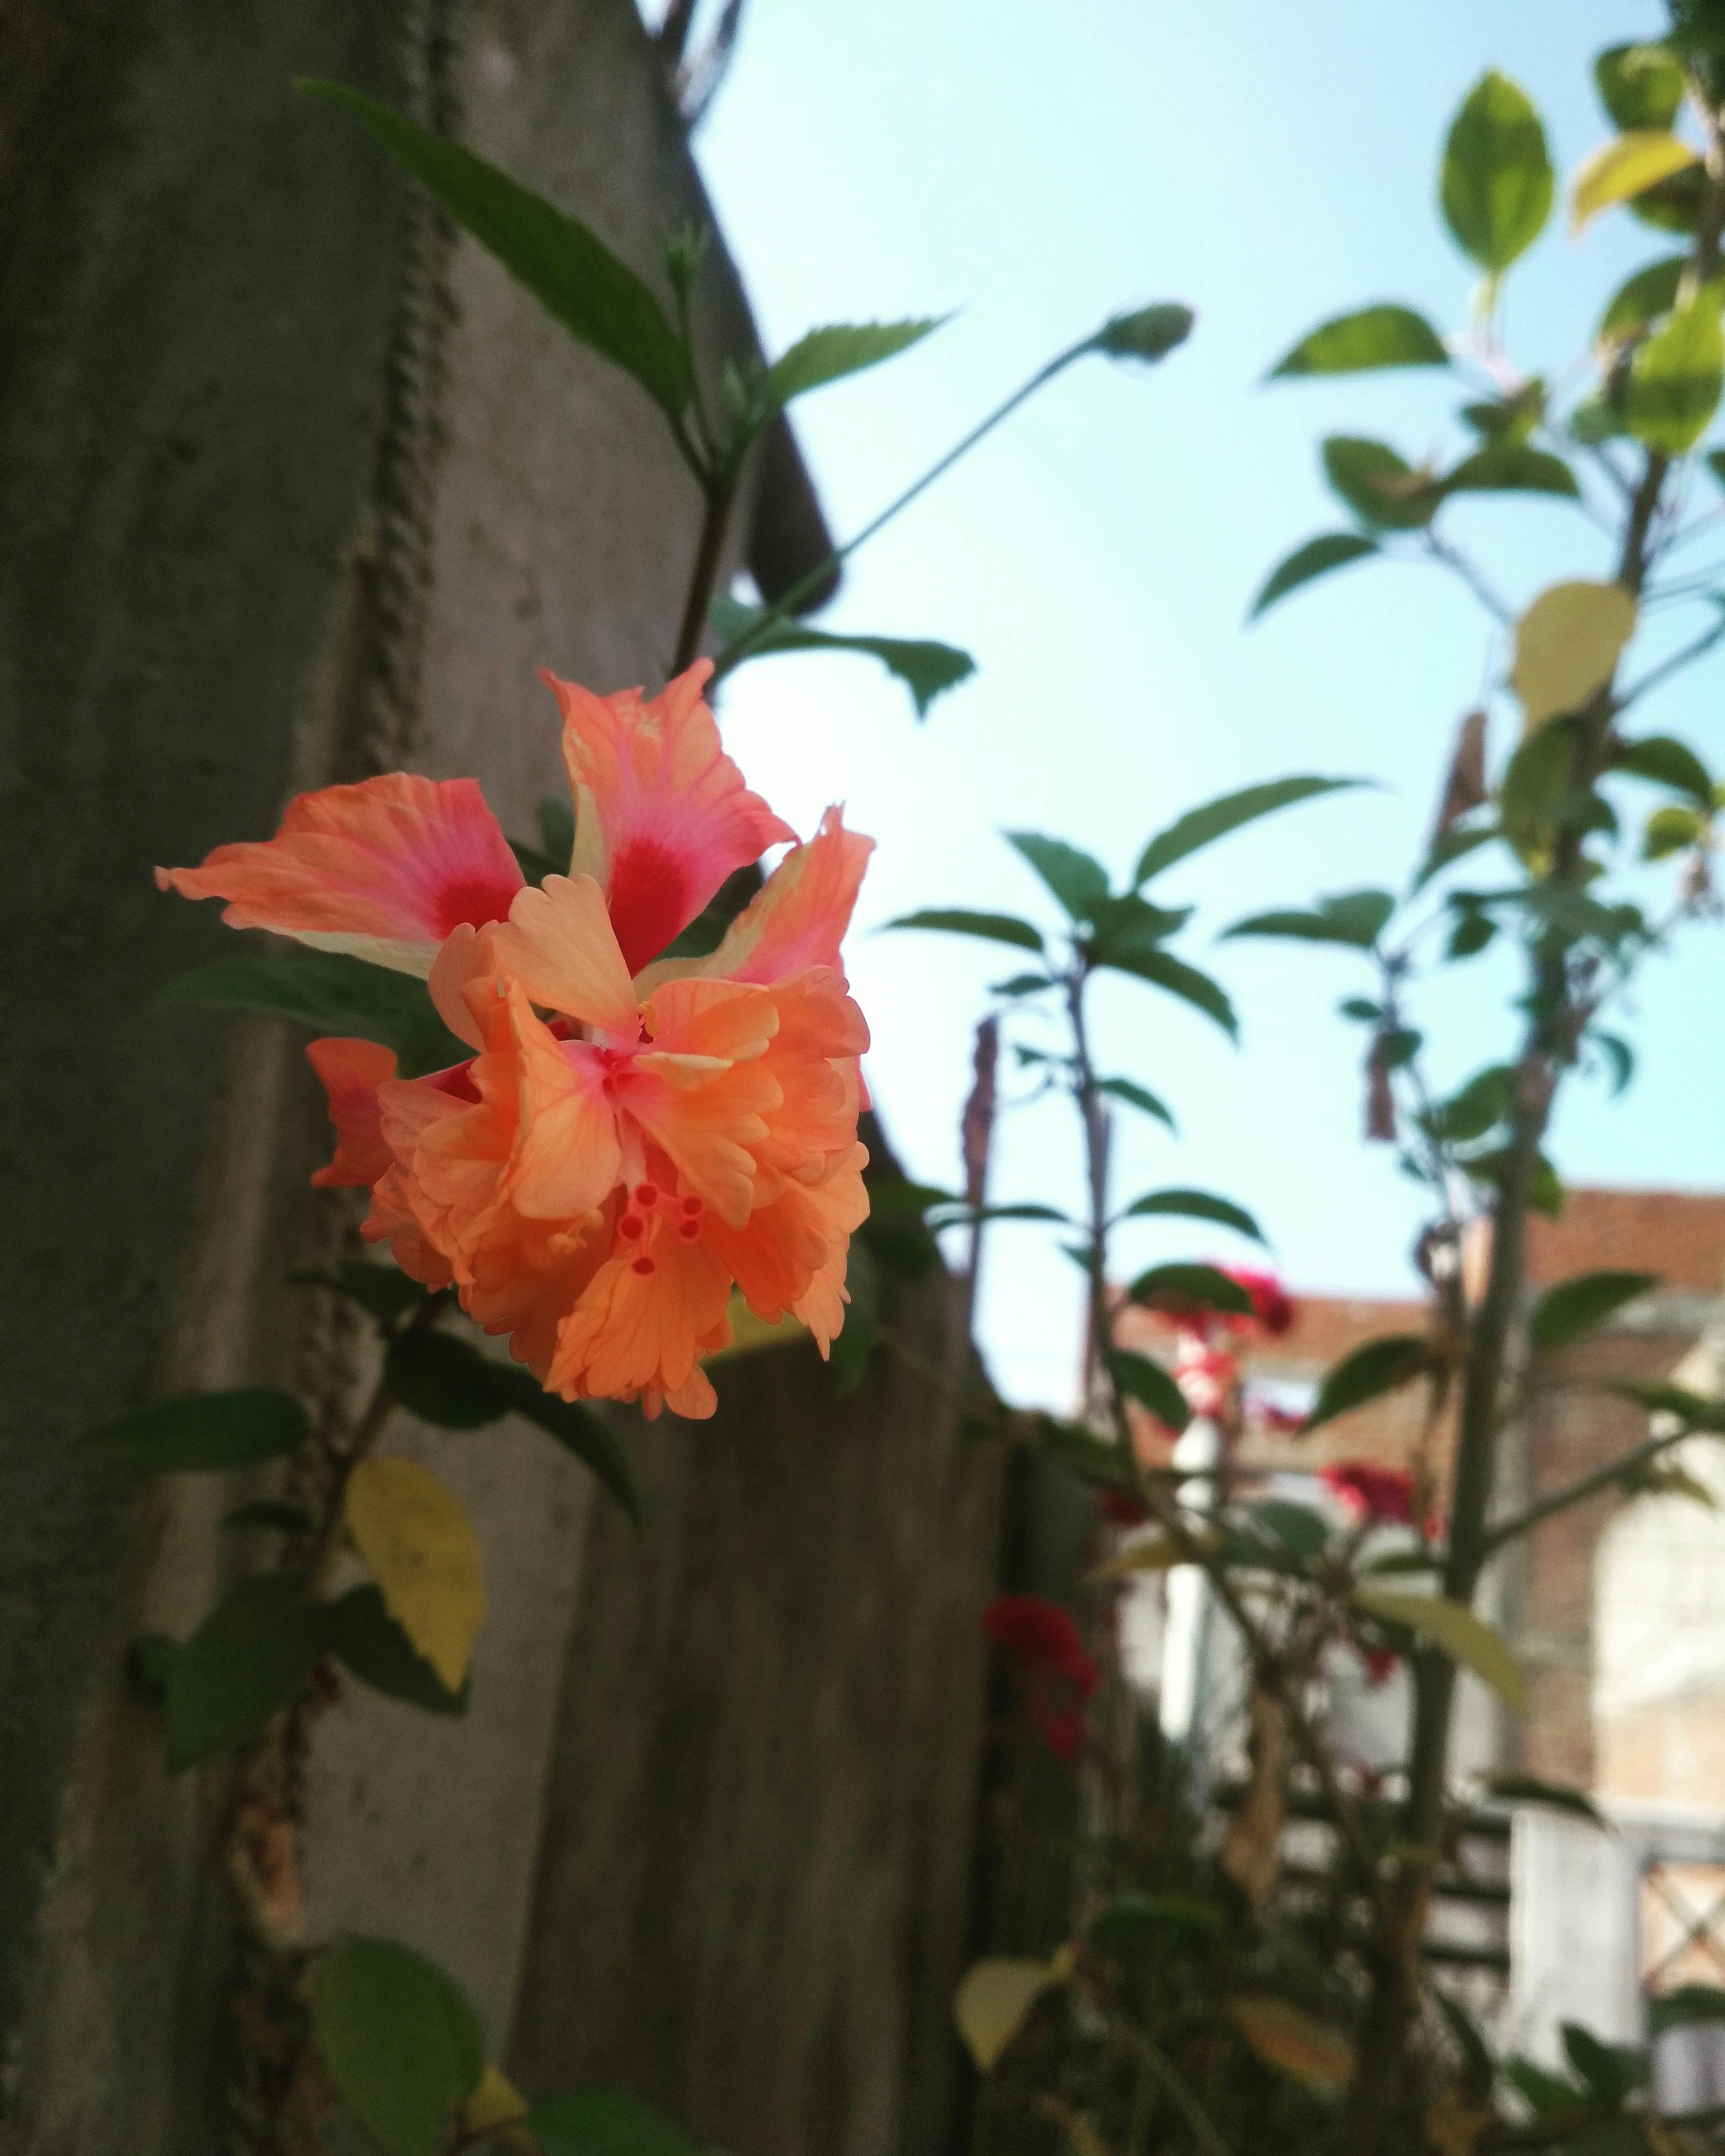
[953,1956,1060,2073]
[344,1457,485,1692]
[1425,2086,1496,2156]
[1226,1995,1356,2094]
[702,1292,808,1364]
[1571,130,1700,231]
[463,2065,530,2133]
[1510,580,1637,727]
[1350,1585,1528,1713]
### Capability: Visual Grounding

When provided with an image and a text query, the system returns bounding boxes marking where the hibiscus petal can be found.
[543,660,795,975]
[489,875,640,1037]
[547,1223,732,1411]
[155,774,524,976]
[306,1037,398,1188]
[501,985,623,1221]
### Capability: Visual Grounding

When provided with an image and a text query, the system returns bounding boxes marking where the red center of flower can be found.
[606,836,692,975]
[430,871,521,938]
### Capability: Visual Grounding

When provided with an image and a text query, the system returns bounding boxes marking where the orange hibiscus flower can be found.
[159,661,872,1419]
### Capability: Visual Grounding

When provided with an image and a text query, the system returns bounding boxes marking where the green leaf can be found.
[1483,1772,1606,1824]
[708,597,975,720]
[993,972,1053,998]
[1425,1064,1513,1143]
[1646,803,1706,858]
[1628,160,1707,233]
[1596,42,1687,130]
[1440,70,1555,273]
[1461,380,1546,443]
[536,795,576,874]
[1090,302,1195,364]
[1250,532,1379,619]
[1238,1498,1331,1563]
[290,1262,430,1328]
[765,318,942,406]
[1350,1586,1528,1711]
[1107,1349,1192,1432]
[1086,892,1193,958]
[1224,888,1395,950]
[1126,1262,1254,1317]
[829,1235,880,1398]
[86,1387,309,1473]
[1627,279,1725,453]
[1650,1984,1725,2037]
[1269,303,1448,378]
[1321,436,1438,529]
[1529,1270,1658,1351]
[1572,131,1700,232]
[160,949,467,1078]
[931,1201,1071,1227]
[1006,832,1111,920]
[297,81,690,416]
[1592,1029,1636,1095]
[1095,1076,1176,1129]
[1097,946,1237,1039]
[886,909,1044,952]
[385,1331,506,1430]
[488,1368,641,1522]
[1088,1892,1226,1948]
[309,1935,485,2156]
[327,1585,468,1715]
[165,1577,328,1771]
[1598,253,1687,342]
[1301,1335,1430,1433]
[526,2093,698,2156]
[1561,2022,1648,2104]
[1442,442,1579,498]
[1119,1187,1263,1243]
[1135,776,1363,885]
[1613,732,1714,804]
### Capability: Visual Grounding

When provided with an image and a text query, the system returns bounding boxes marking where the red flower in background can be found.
[984,1594,1100,1761]
[1321,1461,1416,1526]
[1227,1267,1294,1338]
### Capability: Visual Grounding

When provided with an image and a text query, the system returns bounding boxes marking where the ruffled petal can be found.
[546,1207,732,1412]
[306,1037,398,1188]
[544,660,795,974]
[489,875,640,1038]
[501,983,623,1221]
[681,806,873,988]
[156,774,523,976]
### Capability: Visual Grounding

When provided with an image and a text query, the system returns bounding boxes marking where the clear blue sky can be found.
[686,0,1723,1407]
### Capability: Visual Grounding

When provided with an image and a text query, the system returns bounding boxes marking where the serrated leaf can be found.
[1227,1995,1356,2094]
[1351,1586,1527,1710]
[1442,442,1578,498]
[1269,303,1448,378]
[344,1458,484,1691]
[1628,279,1725,452]
[1598,253,1687,342]
[1127,1262,1254,1316]
[765,318,942,406]
[1006,831,1111,920]
[1510,582,1638,726]
[386,1331,506,1430]
[165,1576,328,1771]
[1097,946,1237,1038]
[709,596,974,719]
[298,81,690,416]
[1572,131,1700,232]
[1321,436,1438,529]
[1440,70,1555,273]
[954,1958,1061,2074]
[290,1262,430,1327]
[1091,301,1195,363]
[1613,732,1715,804]
[1095,1076,1176,1128]
[86,1388,309,1472]
[1224,888,1395,949]
[1135,777,1363,885]
[1250,533,1380,620]
[887,908,1044,952]
[1596,43,1686,131]
[160,949,467,1077]
[526,2092,699,2156]
[326,1584,468,1715]
[1301,1335,1431,1433]
[1107,1349,1192,1432]
[1529,1269,1658,1350]
[1119,1187,1263,1243]
[309,1935,485,2156]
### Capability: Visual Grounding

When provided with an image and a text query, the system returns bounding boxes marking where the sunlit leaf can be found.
[765,317,943,406]
[297,81,690,416]
[1351,1586,1528,1711]
[1627,279,1725,452]
[1321,436,1438,529]
[344,1458,485,1692]
[310,1935,485,2156]
[165,1577,327,1771]
[1572,131,1700,232]
[1269,304,1448,378]
[1529,1269,1658,1350]
[709,596,974,719]
[954,1958,1062,2074]
[1595,43,1687,131]
[1135,777,1363,884]
[887,908,1044,951]
[1006,832,1111,920]
[86,1388,308,1472]
[1107,1349,1192,1432]
[1510,581,1637,726]
[1645,804,1707,859]
[1301,1335,1431,1433]
[1250,533,1380,620]
[1227,1995,1356,2094]
[1442,442,1578,498]
[1440,71,1554,273]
